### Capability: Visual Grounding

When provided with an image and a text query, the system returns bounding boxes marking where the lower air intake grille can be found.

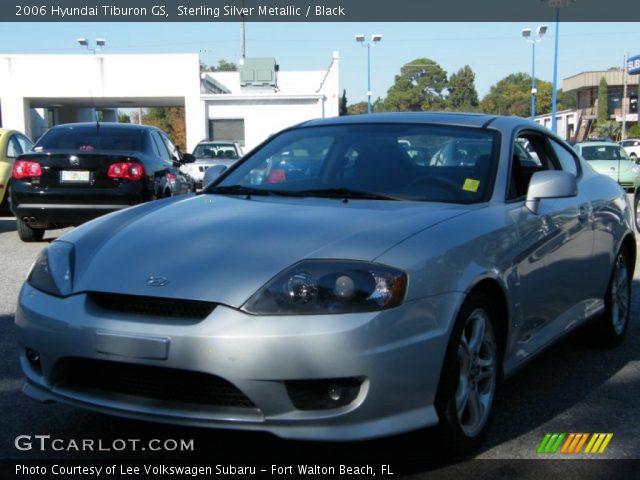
[89,292,215,320]
[65,359,255,408]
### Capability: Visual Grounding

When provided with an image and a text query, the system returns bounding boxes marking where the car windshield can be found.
[193,143,239,159]
[34,125,144,152]
[208,124,499,204]
[581,145,629,161]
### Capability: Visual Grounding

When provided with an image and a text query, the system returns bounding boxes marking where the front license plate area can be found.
[60,170,90,182]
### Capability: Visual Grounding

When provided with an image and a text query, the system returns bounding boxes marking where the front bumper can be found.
[16,284,462,441]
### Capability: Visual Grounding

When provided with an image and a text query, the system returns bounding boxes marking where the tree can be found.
[556,89,576,111]
[383,58,448,112]
[347,102,368,115]
[628,124,640,138]
[480,73,553,117]
[339,89,348,116]
[597,77,609,125]
[595,120,620,141]
[200,59,238,73]
[446,65,479,112]
[117,112,131,123]
[143,107,186,152]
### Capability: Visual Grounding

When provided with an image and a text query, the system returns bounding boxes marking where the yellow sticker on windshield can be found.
[463,178,480,193]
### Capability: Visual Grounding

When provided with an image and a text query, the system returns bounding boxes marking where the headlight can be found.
[243,260,407,315]
[27,241,74,297]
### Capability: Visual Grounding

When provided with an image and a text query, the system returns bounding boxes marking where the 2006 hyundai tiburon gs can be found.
[16,113,635,453]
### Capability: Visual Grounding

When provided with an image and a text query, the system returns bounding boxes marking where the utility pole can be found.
[622,53,628,140]
[240,0,246,61]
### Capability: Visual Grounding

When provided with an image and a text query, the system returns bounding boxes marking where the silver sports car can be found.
[16,113,635,453]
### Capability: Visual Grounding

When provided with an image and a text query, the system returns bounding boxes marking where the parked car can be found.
[10,122,195,241]
[573,141,640,192]
[181,140,243,189]
[0,129,33,215]
[16,113,634,454]
[620,138,640,161]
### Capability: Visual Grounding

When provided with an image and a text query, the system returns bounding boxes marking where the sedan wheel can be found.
[592,249,631,347]
[435,293,499,454]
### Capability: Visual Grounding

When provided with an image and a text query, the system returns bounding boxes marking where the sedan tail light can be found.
[12,161,43,179]
[166,173,176,181]
[108,162,144,181]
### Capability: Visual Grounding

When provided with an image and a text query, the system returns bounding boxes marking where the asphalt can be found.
[0,214,638,477]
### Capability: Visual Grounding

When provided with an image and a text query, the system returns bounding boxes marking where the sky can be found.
[0,22,639,104]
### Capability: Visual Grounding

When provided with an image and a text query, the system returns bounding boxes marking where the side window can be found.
[508,133,553,200]
[160,133,180,160]
[16,135,33,153]
[151,132,169,160]
[6,136,21,158]
[549,140,579,176]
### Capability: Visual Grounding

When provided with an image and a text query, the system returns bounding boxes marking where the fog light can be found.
[285,377,363,410]
[26,348,42,373]
[328,384,342,401]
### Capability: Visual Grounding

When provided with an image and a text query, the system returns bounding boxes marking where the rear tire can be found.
[435,292,499,455]
[16,218,45,242]
[591,248,632,347]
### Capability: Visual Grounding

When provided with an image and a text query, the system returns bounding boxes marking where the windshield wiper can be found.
[207,185,274,196]
[295,188,401,201]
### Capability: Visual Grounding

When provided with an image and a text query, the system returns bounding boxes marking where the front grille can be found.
[89,292,215,320]
[64,359,255,408]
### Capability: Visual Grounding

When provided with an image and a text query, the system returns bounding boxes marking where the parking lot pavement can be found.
[0,215,639,468]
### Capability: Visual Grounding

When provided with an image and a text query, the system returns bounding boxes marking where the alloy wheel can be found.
[610,254,630,335]
[455,308,497,437]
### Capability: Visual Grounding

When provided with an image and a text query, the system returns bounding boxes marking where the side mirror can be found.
[172,160,182,168]
[203,165,227,189]
[525,170,577,214]
[182,153,196,163]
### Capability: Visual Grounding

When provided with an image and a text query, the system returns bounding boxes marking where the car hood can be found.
[65,194,475,307]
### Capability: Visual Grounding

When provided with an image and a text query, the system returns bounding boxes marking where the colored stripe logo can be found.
[537,433,613,454]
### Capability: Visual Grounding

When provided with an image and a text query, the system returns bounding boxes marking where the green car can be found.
[574,141,640,193]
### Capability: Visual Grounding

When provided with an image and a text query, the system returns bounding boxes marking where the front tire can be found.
[16,218,45,242]
[634,194,640,232]
[435,293,499,455]
[591,248,632,347]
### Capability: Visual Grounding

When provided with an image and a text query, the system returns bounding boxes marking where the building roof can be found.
[202,70,331,97]
[563,70,639,92]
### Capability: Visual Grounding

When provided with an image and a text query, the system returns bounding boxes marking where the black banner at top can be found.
[3,0,640,22]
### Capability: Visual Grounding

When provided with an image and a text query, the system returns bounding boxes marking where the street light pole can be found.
[367,42,372,114]
[522,25,547,120]
[551,7,560,133]
[356,34,382,114]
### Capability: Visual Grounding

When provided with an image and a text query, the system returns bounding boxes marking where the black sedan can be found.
[10,122,195,241]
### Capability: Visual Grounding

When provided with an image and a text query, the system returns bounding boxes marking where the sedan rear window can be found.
[213,124,499,204]
[35,125,144,152]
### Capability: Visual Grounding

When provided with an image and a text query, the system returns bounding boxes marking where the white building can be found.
[202,53,339,151]
[0,52,339,151]
[534,109,578,141]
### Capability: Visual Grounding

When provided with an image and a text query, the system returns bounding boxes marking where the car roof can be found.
[49,122,154,131]
[576,141,620,147]
[297,112,503,129]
